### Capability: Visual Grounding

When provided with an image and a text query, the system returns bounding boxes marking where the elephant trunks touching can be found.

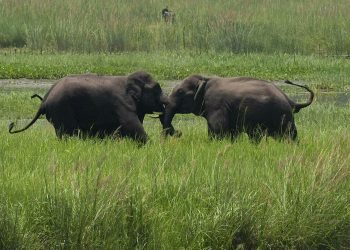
[162,105,177,136]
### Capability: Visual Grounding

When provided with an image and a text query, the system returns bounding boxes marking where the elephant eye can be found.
[177,89,184,95]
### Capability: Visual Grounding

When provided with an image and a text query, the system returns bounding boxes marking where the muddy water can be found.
[0,79,349,106]
[0,79,55,88]
[313,91,349,107]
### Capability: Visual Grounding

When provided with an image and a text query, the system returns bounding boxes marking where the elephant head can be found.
[163,74,208,136]
[126,71,169,116]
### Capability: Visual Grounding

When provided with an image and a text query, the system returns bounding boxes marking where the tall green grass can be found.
[1,89,349,248]
[1,0,350,54]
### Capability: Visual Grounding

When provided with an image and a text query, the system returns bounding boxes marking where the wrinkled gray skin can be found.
[9,71,169,143]
[163,75,314,142]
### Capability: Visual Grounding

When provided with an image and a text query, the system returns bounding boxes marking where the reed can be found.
[1,0,350,54]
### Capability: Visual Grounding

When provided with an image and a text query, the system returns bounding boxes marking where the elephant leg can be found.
[229,131,240,142]
[290,124,298,141]
[247,126,266,144]
[120,116,148,143]
[54,124,78,138]
[49,107,79,139]
[270,116,298,142]
[206,110,231,140]
[284,122,298,141]
[279,115,298,142]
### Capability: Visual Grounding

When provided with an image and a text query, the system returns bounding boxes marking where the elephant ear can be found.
[126,71,150,102]
[193,78,209,115]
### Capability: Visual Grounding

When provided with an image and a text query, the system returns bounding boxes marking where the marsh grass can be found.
[1,52,350,91]
[1,0,350,54]
[1,91,349,248]
[1,1,350,247]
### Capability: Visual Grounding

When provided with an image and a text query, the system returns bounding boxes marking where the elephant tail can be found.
[31,94,43,101]
[9,105,45,134]
[284,80,314,113]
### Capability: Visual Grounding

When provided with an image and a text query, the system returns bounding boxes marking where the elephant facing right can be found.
[163,75,314,142]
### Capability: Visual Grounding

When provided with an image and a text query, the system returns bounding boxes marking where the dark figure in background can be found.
[161,6,175,23]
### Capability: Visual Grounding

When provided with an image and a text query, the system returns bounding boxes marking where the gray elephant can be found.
[9,71,168,143]
[163,75,314,142]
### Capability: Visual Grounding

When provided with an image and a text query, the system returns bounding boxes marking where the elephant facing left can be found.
[9,71,168,143]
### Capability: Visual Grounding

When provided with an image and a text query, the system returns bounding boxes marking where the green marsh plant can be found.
[1,0,350,55]
[1,90,349,248]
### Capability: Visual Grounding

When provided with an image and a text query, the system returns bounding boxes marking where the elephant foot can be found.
[162,127,182,138]
[173,130,182,137]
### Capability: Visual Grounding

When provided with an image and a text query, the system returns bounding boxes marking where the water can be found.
[313,91,349,107]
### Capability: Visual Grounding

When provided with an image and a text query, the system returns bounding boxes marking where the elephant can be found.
[163,75,314,142]
[9,71,169,143]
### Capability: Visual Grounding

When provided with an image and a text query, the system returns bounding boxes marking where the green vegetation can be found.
[1,51,350,90]
[1,0,350,54]
[1,0,350,248]
[1,90,350,249]
[1,0,350,90]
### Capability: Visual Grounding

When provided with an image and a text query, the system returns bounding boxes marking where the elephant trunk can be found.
[159,92,169,108]
[162,102,178,136]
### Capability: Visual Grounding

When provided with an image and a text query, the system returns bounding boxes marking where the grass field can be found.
[1,0,350,249]
[1,84,350,249]
[1,52,350,91]
[1,0,350,54]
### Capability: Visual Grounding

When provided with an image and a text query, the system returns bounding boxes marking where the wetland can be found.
[1,0,350,247]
